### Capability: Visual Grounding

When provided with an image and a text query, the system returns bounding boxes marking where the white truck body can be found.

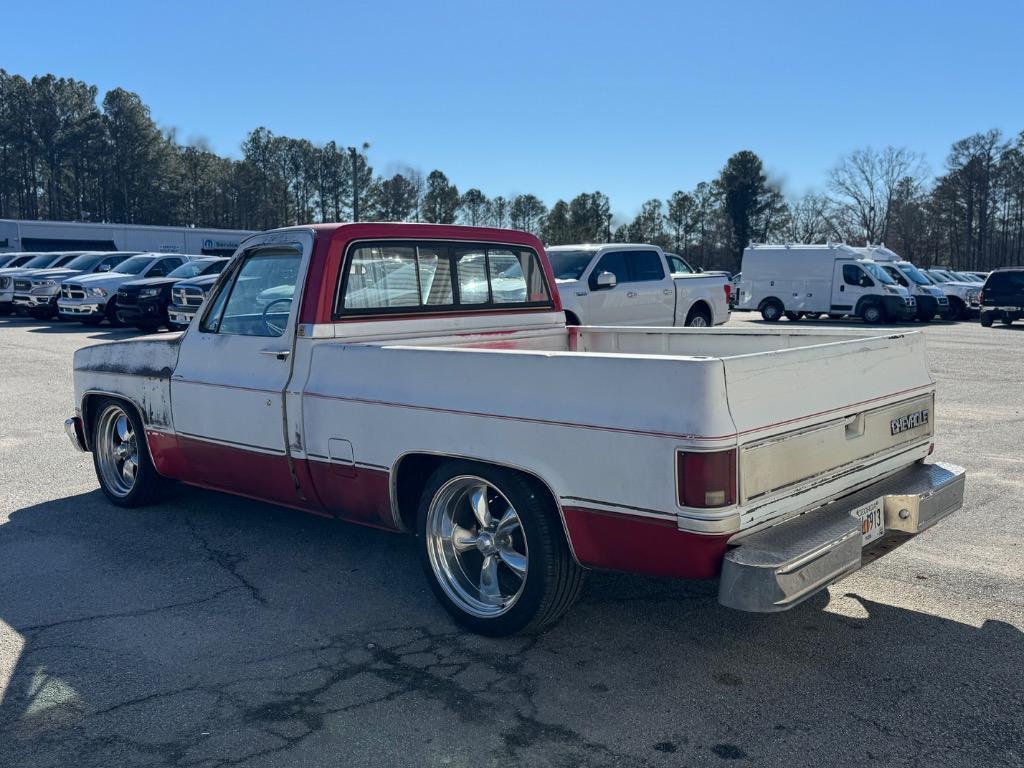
[65,224,964,633]
[737,244,917,322]
[547,244,730,327]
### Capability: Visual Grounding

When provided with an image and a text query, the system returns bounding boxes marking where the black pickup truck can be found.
[979,268,1024,327]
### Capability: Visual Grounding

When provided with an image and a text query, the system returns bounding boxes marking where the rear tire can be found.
[90,398,175,507]
[684,305,712,327]
[417,460,583,636]
[1001,316,1014,326]
[784,311,802,321]
[760,300,783,322]
[980,313,995,327]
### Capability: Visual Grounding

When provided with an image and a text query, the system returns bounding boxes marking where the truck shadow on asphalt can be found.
[0,317,141,339]
[0,487,1021,767]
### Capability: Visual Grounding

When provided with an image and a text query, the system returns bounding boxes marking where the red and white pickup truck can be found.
[66,223,966,636]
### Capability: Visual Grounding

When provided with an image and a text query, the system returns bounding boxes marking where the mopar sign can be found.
[891,408,930,435]
[204,238,240,250]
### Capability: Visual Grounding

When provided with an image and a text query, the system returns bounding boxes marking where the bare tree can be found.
[829,146,927,244]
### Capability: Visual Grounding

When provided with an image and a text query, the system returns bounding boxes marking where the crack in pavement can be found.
[183,515,266,605]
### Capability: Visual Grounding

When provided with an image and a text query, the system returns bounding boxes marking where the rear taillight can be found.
[724,283,732,303]
[978,290,984,303]
[677,449,737,508]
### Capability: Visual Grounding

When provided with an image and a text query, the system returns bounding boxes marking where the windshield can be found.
[927,270,951,283]
[955,271,980,282]
[862,262,895,284]
[547,250,595,280]
[113,256,154,275]
[63,253,108,271]
[21,254,59,269]
[168,261,213,279]
[896,262,931,285]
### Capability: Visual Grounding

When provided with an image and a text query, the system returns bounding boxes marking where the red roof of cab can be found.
[292,222,561,324]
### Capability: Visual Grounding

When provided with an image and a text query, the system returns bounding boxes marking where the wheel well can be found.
[686,300,712,322]
[855,296,880,315]
[564,310,581,326]
[81,392,145,450]
[393,453,563,537]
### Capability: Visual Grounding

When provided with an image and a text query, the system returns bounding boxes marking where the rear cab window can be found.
[335,240,552,316]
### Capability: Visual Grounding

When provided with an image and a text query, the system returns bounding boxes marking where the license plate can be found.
[852,497,885,545]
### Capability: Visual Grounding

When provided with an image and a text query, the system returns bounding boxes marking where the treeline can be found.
[2,70,1024,272]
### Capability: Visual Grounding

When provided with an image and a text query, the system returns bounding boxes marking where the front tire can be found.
[1001,316,1014,326]
[91,398,174,507]
[417,461,583,636]
[980,312,995,327]
[861,302,885,324]
[948,297,966,321]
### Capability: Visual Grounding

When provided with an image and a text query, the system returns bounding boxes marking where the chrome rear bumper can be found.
[719,461,965,612]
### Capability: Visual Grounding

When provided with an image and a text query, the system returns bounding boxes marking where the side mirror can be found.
[595,271,617,290]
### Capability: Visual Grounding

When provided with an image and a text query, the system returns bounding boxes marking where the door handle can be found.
[626,291,638,298]
[260,349,291,360]
[663,289,673,295]
[840,285,845,292]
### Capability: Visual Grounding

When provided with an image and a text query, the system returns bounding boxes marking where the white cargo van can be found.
[736,244,916,323]
[855,246,950,322]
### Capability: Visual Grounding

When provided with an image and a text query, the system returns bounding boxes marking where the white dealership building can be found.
[0,219,255,256]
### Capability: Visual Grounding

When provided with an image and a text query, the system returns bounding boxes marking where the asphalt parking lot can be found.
[1,313,1022,768]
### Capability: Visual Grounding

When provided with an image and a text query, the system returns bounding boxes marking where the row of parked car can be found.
[0,243,735,333]
[0,250,225,330]
[732,244,991,323]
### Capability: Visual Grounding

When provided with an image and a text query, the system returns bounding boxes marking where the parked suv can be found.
[116,257,227,331]
[979,268,1024,327]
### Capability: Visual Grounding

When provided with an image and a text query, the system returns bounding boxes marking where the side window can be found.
[667,254,693,274]
[98,256,124,272]
[201,249,300,337]
[628,250,666,281]
[147,259,177,277]
[843,264,869,286]
[589,252,629,289]
[883,266,908,287]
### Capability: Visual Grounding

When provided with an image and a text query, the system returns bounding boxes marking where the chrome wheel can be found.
[425,476,529,618]
[95,405,139,498]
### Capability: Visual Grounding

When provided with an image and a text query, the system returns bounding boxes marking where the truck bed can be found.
[302,324,933,534]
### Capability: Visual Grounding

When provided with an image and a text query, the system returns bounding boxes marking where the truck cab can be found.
[547,244,729,327]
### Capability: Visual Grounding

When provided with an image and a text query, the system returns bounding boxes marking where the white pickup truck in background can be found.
[547,244,731,327]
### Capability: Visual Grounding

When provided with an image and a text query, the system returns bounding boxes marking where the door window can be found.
[201,249,300,337]
[843,264,871,286]
[589,252,629,289]
[628,250,666,281]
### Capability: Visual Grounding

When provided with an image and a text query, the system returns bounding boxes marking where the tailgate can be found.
[721,331,934,528]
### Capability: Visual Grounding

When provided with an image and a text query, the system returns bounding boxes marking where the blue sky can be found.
[6,0,1023,221]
